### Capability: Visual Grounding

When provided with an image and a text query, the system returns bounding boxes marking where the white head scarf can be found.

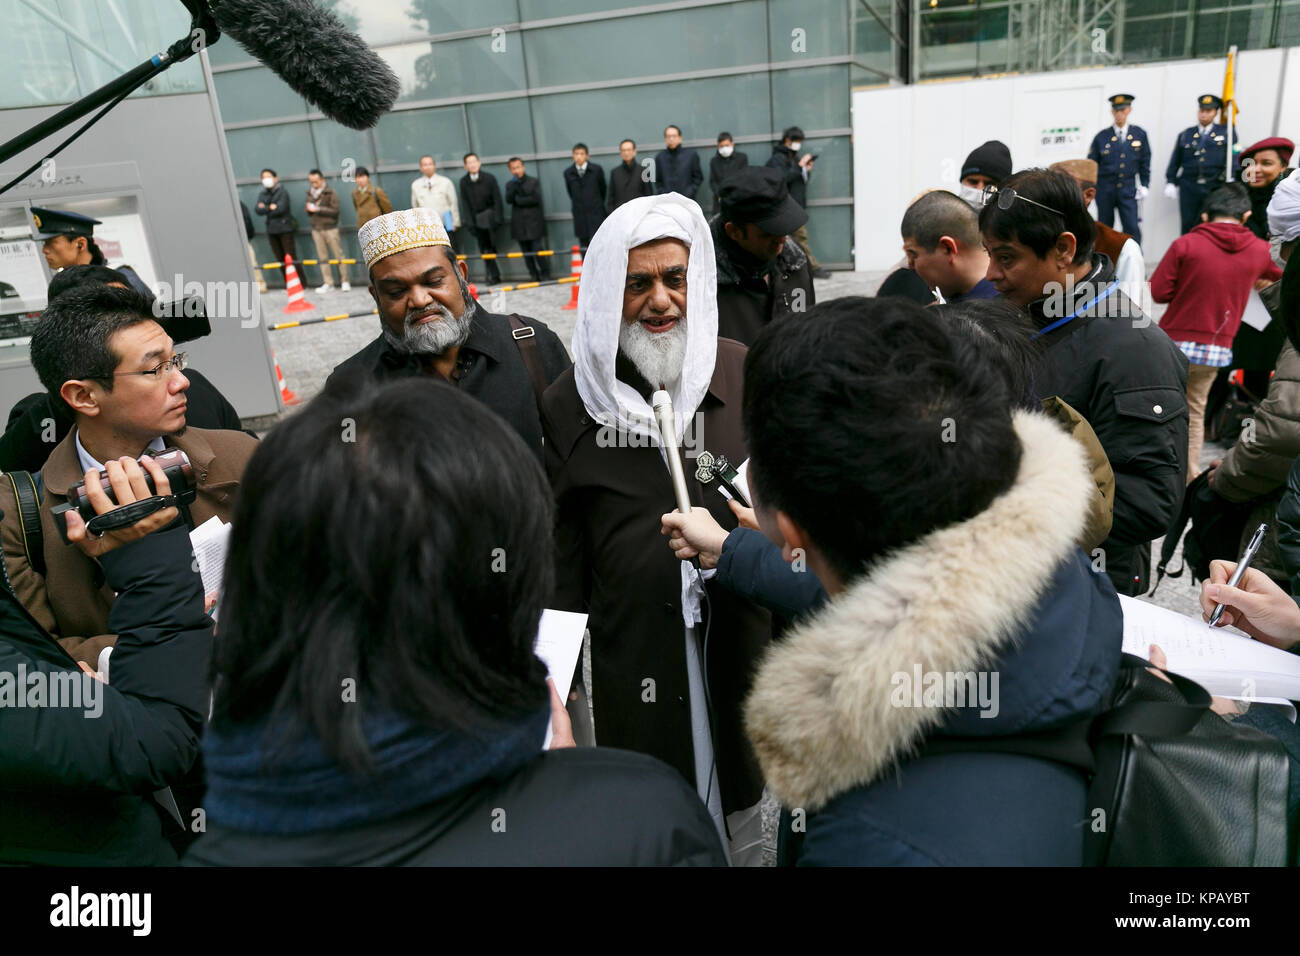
[1267,169,1300,243]
[573,192,718,446]
[572,193,718,627]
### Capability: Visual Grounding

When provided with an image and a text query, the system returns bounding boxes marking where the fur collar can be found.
[744,410,1093,811]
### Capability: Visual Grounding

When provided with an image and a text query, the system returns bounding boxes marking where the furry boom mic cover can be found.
[208,0,400,130]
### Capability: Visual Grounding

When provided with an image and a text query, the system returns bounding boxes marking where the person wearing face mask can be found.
[708,132,748,217]
[767,126,829,279]
[956,140,1012,211]
[254,168,301,289]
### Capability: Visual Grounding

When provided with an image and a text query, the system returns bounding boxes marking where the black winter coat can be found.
[326,310,571,462]
[0,526,213,865]
[183,747,725,866]
[504,175,546,241]
[708,151,749,213]
[766,145,807,207]
[0,369,245,474]
[654,146,702,199]
[459,173,504,230]
[607,159,654,212]
[254,184,294,234]
[1233,171,1295,373]
[711,213,815,346]
[563,163,607,242]
[1027,255,1189,595]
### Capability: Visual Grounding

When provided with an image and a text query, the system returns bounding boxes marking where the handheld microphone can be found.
[205,0,400,130]
[651,389,693,516]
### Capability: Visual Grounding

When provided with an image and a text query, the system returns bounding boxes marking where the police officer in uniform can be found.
[1087,93,1151,244]
[31,206,152,298]
[1164,94,1231,234]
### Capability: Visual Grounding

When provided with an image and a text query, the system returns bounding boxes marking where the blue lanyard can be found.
[1034,281,1119,338]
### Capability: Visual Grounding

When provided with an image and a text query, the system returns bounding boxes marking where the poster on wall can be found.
[92,212,160,291]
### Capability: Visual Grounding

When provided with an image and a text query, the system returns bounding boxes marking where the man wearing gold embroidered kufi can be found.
[325,207,570,461]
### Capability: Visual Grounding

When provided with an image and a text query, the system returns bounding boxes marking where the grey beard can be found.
[618,316,687,391]
[383,294,477,356]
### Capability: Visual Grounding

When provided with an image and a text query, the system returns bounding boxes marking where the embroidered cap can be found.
[358,207,451,270]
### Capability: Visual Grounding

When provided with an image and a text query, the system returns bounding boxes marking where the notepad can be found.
[534,609,588,748]
[1119,595,1300,703]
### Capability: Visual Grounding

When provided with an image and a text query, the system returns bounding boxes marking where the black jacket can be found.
[240,201,255,239]
[504,175,546,241]
[607,159,654,212]
[0,526,213,865]
[183,747,724,866]
[708,150,749,213]
[563,163,607,242]
[0,369,244,474]
[1277,456,1300,595]
[766,145,807,207]
[459,172,504,230]
[326,310,571,462]
[1027,255,1189,595]
[711,213,815,346]
[254,184,294,235]
[654,146,702,199]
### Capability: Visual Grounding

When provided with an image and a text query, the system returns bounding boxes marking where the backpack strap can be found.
[6,470,45,579]
[507,313,549,409]
[916,717,1097,775]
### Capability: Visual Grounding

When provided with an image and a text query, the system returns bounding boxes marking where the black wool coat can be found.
[504,175,547,241]
[458,173,504,230]
[711,213,815,346]
[563,163,607,241]
[607,159,655,212]
[541,339,771,814]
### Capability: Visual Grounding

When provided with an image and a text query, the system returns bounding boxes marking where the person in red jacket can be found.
[1153,183,1282,479]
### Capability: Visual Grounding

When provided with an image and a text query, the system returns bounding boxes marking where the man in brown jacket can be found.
[0,285,257,666]
[351,166,392,229]
[306,168,349,293]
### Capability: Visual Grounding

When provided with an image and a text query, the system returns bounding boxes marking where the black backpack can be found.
[922,654,1294,865]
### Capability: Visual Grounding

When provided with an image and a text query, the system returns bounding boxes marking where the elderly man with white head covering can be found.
[325,207,570,460]
[542,193,771,864]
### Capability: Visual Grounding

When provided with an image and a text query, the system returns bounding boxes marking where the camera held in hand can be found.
[52,448,196,544]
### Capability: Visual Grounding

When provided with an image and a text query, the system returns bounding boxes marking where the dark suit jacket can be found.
[563,163,607,241]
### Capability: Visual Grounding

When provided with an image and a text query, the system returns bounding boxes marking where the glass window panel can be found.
[519,0,686,18]
[213,67,308,124]
[803,204,851,266]
[791,136,852,201]
[309,120,376,182]
[379,35,526,103]
[0,0,202,109]
[852,4,901,79]
[1121,12,1189,61]
[768,0,848,62]
[530,73,772,154]
[1124,0,1194,14]
[389,0,521,42]
[467,98,536,158]
[227,124,317,181]
[769,65,849,133]
[373,106,468,168]
[1280,0,1300,46]
[1192,4,1278,56]
[523,3,766,88]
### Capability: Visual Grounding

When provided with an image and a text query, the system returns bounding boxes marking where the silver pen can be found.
[1208,523,1267,627]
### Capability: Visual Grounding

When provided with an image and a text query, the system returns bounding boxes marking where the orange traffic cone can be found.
[272,350,299,406]
[282,256,314,313]
[561,245,582,310]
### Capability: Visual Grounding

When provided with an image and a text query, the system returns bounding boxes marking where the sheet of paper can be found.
[188,516,231,613]
[533,609,588,748]
[1119,595,1300,700]
[1240,289,1272,331]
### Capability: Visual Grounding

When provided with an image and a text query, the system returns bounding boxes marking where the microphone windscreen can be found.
[208,0,400,130]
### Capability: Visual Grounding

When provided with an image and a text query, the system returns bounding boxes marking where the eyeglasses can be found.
[982,186,1064,217]
[113,352,188,381]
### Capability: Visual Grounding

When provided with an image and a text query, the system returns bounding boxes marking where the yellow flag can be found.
[1221,46,1237,121]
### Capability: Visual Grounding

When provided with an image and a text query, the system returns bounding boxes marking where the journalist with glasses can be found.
[979,167,1189,596]
[0,284,258,669]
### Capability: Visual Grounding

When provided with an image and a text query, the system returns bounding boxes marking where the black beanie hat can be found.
[961,140,1013,185]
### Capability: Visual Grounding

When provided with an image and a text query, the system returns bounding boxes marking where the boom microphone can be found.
[652,389,694,516]
[206,0,400,130]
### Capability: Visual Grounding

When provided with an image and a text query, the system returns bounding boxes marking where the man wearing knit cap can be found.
[1164,94,1232,234]
[956,140,1012,210]
[1051,158,1145,306]
[1088,93,1151,243]
[326,208,570,462]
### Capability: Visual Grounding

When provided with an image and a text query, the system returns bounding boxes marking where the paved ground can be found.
[256,268,1214,865]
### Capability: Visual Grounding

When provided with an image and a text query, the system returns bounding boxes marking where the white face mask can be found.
[788,141,802,152]
[958,183,985,211]
[718,146,734,158]
[261,177,274,189]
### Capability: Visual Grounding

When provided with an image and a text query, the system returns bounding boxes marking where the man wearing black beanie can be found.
[957,140,1013,209]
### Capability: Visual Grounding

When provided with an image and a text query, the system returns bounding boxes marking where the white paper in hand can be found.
[534,609,588,748]
[189,516,231,619]
[1240,289,1272,332]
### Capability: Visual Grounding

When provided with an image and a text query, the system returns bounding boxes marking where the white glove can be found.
[1163,183,1179,200]
[1136,184,1149,201]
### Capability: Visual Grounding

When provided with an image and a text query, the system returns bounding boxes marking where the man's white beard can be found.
[383,297,476,355]
[619,316,688,391]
